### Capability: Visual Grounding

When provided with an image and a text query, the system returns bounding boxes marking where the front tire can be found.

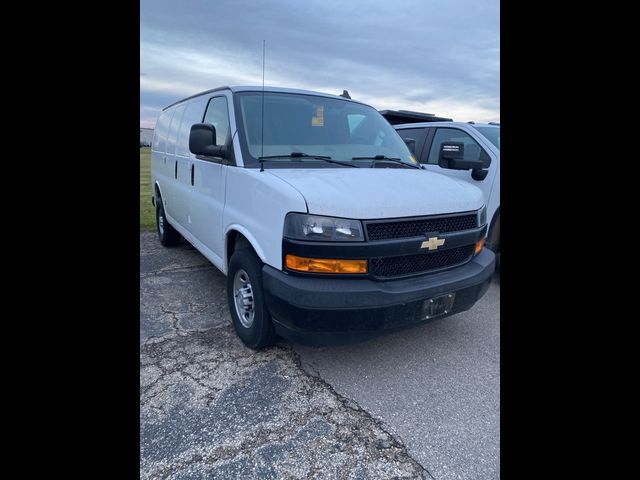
[227,248,276,349]
[156,198,181,247]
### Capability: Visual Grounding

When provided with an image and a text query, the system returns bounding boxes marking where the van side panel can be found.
[191,162,227,260]
[151,108,175,215]
[169,98,209,234]
[223,167,307,272]
[166,104,189,228]
[167,221,226,272]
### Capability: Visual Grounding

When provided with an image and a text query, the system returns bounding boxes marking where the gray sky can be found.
[140,0,499,128]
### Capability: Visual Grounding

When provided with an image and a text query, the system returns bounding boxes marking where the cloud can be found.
[140,0,499,126]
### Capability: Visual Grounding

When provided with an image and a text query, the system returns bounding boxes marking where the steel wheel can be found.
[233,268,255,328]
[227,247,276,349]
[158,212,165,236]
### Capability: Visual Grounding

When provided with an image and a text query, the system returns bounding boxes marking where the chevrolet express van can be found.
[151,86,495,348]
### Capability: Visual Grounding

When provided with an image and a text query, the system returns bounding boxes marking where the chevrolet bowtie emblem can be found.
[421,237,445,250]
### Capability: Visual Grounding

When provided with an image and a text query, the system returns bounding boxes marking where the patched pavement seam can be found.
[141,232,432,478]
[141,325,431,479]
[288,346,435,480]
[286,344,436,480]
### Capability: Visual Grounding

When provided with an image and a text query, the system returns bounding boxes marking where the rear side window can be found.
[176,101,205,157]
[426,128,491,167]
[153,110,173,153]
[166,104,186,155]
[396,127,429,159]
[203,97,230,146]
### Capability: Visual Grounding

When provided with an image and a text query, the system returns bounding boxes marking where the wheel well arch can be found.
[154,181,163,201]
[225,228,265,272]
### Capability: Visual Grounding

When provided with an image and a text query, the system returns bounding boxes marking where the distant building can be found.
[140,128,154,146]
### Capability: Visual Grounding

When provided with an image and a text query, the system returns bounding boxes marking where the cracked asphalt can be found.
[140,232,499,479]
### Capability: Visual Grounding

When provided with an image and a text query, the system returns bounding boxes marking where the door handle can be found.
[191,163,194,186]
[174,160,178,179]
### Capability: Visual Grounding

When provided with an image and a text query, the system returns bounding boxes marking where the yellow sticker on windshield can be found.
[311,106,324,126]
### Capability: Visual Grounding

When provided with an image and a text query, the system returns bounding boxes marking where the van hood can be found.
[266,168,484,219]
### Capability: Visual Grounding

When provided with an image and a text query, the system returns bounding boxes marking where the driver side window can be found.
[426,128,490,167]
[203,96,230,146]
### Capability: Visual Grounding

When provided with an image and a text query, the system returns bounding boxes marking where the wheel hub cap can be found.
[233,269,255,328]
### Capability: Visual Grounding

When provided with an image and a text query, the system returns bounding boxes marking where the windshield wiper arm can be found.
[258,152,358,170]
[259,152,332,160]
[352,155,421,169]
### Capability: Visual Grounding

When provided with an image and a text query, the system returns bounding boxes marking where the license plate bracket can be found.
[422,293,456,320]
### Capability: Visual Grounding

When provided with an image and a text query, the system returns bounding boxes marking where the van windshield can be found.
[235,92,418,168]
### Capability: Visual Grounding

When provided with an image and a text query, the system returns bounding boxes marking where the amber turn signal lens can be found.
[474,237,486,255]
[285,255,368,274]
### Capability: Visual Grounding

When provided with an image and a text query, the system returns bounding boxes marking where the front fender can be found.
[223,167,308,272]
[224,225,268,271]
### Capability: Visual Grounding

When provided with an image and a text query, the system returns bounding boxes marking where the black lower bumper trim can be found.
[262,248,495,345]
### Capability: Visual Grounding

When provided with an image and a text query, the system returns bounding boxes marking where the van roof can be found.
[162,86,368,111]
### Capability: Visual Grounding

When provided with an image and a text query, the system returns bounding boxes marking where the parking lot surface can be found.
[140,232,499,479]
[296,279,500,479]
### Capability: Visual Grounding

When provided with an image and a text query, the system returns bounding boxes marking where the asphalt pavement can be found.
[295,277,500,479]
[140,232,499,479]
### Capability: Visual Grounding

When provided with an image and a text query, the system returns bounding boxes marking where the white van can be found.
[151,86,495,348]
[393,121,500,264]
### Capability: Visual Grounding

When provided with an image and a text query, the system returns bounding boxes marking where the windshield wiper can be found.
[259,151,332,160]
[352,155,421,169]
[258,152,358,170]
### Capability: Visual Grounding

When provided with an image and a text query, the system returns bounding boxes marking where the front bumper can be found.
[262,248,496,345]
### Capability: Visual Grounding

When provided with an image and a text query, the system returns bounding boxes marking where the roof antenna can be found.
[339,90,351,99]
[260,40,266,172]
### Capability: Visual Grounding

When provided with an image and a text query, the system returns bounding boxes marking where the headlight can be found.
[478,206,487,227]
[284,213,364,242]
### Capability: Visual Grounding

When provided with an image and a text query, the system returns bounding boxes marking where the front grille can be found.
[370,245,475,279]
[366,214,477,241]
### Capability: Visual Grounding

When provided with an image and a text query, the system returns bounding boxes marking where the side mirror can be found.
[471,150,490,180]
[189,123,226,158]
[471,168,489,180]
[438,142,483,170]
[403,137,416,155]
